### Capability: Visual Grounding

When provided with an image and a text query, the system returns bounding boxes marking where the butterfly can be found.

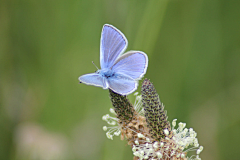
[78,24,148,95]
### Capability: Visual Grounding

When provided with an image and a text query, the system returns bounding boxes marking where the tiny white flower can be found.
[172,129,177,135]
[178,122,186,131]
[160,142,164,147]
[105,114,110,118]
[148,148,154,153]
[135,140,139,145]
[197,146,203,154]
[114,131,120,136]
[103,126,107,131]
[137,133,144,138]
[106,132,113,140]
[156,152,162,158]
[133,151,139,157]
[153,142,158,149]
[172,119,177,128]
[143,155,149,159]
[132,145,137,152]
[102,115,107,121]
[146,138,150,142]
[165,146,169,151]
[176,153,180,158]
[165,137,170,140]
[164,129,169,136]
[109,108,115,114]
[181,153,185,158]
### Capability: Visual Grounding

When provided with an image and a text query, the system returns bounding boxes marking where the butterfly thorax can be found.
[98,68,115,78]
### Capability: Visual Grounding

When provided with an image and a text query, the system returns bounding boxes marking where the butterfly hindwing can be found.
[100,24,128,69]
[108,75,137,95]
[79,73,108,89]
[111,51,148,80]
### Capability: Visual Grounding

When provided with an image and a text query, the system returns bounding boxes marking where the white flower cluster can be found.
[132,138,166,160]
[172,119,203,159]
[102,108,121,140]
[132,133,186,160]
[131,119,203,160]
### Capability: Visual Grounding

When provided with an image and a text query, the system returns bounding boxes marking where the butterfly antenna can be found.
[92,61,99,70]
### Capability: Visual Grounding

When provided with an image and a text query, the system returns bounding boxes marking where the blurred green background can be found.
[1,0,240,160]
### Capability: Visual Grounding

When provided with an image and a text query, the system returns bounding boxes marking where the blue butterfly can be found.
[79,24,148,95]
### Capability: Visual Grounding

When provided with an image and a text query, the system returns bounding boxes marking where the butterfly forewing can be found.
[111,51,148,80]
[100,24,128,69]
